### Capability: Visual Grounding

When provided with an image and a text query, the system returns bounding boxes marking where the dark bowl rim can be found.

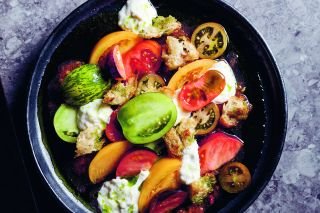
[26,0,287,212]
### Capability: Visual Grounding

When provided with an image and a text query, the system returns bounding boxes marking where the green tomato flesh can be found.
[117,92,177,144]
[53,104,79,143]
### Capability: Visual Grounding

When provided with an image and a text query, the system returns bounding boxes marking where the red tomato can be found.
[178,71,226,112]
[199,131,243,174]
[116,150,158,177]
[105,109,125,142]
[149,190,188,213]
[123,40,162,78]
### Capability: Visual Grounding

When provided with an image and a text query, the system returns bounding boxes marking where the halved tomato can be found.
[116,150,158,177]
[123,40,162,78]
[135,73,165,95]
[105,109,125,142]
[192,103,220,135]
[178,71,226,111]
[191,22,229,59]
[219,162,251,193]
[199,131,243,174]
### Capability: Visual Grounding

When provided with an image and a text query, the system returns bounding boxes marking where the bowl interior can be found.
[29,0,286,212]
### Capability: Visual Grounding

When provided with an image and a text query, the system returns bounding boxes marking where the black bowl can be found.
[27,0,287,212]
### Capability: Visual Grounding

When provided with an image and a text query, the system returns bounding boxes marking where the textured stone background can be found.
[0,0,319,212]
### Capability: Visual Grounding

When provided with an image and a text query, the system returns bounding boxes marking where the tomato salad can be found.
[52,0,253,212]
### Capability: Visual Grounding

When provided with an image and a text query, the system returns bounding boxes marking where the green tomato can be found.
[117,92,177,144]
[53,104,79,143]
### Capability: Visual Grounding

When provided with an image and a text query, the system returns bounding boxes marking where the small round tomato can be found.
[178,71,226,111]
[219,162,251,193]
[191,22,228,59]
[135,74,165,95]
[105,109,125,142]
[116,150,158,177]
[192,103,220,135]
[123,40,162,78]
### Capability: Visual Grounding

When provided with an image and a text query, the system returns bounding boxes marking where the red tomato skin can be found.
[105,109,125,142]
[149,190,188,213]
[123,40,162,78]
[199,131,243,174]
[116,150,158,177]
[178,71,226,112]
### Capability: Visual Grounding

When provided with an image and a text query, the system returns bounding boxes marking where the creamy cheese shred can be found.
[180,141,201,185]
[98,170,149,213]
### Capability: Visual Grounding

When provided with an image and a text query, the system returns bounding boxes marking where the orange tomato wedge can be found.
[138,158,181,212]
[167,59,217,91]
[89,31,142,64]
[88,141,131,184]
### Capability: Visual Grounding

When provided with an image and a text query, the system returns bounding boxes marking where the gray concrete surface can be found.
[0,0,319,212]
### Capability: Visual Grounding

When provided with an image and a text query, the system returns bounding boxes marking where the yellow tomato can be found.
[89,31,142,64]
[167,59,216,91]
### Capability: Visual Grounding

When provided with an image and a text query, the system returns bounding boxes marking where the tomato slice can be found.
[123,40,162,78]
[116,150,158,177]
[105,109,125,142]
[219,162,251,193]
[199,132,243,174]
[191,22,228,59]
[178,71,226,111]
[192,103,220,135]
[135,74,165,95]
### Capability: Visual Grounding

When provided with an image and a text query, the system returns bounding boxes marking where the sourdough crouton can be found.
[162,36,199,70]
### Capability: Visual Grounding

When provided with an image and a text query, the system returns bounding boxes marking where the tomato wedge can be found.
[105,109,125,142]
[149,190,188,213]
[123,40,162,78]
[199,131,243,174]
[178,70,226,111]
[89,31,142,64]
[116,150,158,177]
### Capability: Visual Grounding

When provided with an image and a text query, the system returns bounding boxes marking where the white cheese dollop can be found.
[209,59,237,104]
[180,141,201,185]
[118,0,157,35]
[98,170,149,213]
[172,89,191,126]
[77,99,113,131]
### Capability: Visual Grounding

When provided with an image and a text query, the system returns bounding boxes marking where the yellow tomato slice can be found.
[191,22,229,59]
[89,31,142,64]
[167,59,217,91]
[138,158,181,212]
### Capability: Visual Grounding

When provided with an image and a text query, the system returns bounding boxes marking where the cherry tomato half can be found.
[219,162,251,193]
[192,103,220,135]
[123,40,162,78]
[116,150,158,177]
[135,74,165,96]
[178,71,226,111]
[191,22,228,59]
